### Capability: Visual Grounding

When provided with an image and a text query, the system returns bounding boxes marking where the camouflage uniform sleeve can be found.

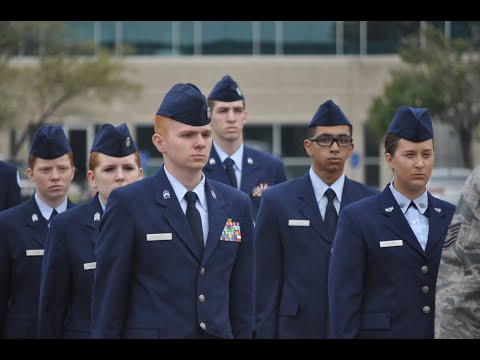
[435,166,480,338]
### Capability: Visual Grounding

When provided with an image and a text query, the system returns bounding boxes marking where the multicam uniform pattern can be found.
[435,165,480,338]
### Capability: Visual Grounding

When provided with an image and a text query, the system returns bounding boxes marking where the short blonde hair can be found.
[88,151,142,171]
[28,151,75,169]
[154,115,171,136]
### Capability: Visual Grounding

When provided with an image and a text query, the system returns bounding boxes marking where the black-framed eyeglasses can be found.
[309,135,353,147]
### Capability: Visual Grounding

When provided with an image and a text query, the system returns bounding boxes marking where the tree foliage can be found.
[367,23,480,168]
[0,21,142,159]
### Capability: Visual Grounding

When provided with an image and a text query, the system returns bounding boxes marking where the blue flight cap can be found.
[156,83,210,126]
[308,99,352,128]
[208,75,244,102]
[387,106,433,142]
[30,125,71,159]
[91,123,138,157]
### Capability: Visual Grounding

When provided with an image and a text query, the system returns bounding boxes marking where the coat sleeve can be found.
[274,159,287,185]
[254,190,283,338]
[229,193,255,338]
[328,206,367,338]
[90,190,135,338]
[6,170,22,209]
[0,218,11,333]
[38,218,70,338]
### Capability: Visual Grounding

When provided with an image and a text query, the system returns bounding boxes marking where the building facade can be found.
[2,21,478,190]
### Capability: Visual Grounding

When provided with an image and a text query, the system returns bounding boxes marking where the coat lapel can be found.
[85,194,103,245]
[153,168,203,262]
[340,177,356,211]
[380,187,426,257]
[240,146,260,195]
[424,194,450,255]
[297,173,331,243]
[204,147,230,185]
[25,197,49,247]
[202,180,228,263]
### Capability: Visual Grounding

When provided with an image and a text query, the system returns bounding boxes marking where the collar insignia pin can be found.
[163,190,170,200]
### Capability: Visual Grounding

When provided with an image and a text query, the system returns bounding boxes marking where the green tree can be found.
[0,21,142,160]
[367,23,480,169]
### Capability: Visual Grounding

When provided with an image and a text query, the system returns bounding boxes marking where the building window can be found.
[281,125,307,157]
[178,21,195,55]
[283,21,336,55]
[123,21,173,55]
[66,21,95,55]
[344,21,361,55]
[136,125,159,159]
[367,21,420,54]
[259,21,276,55]
[202,21,253,55]
[244,125,273,153]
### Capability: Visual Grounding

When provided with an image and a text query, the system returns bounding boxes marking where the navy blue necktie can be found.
[185,191,204,252]
[50,208,58,222]
[324,188,338,241]
[223,157,238,189]
[48,208,58,227]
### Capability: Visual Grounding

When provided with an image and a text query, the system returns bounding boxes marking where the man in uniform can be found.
[90,83,254,338]
[255,99,379,338]
[0,125,76,338]
[435,164,480,338]
[203,75,287,219]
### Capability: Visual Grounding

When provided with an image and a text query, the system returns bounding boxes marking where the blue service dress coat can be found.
[255,172,379,338]
[0,161,21,211]
[0,195,76,338]
[90,166,255,339]
[328,185,455,339]
[38,194,103,338]
[203,145,287,219]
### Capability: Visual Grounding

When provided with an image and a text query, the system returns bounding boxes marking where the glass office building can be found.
[8,21,479,187]
[13,21,480,57]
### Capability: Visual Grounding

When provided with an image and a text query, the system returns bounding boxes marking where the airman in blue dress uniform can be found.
[38,123,143,338]
[328,106,456,338]
[90,83,254,338]
[255,99,379,338]
[0,125,76,338]
[203,75,287,219]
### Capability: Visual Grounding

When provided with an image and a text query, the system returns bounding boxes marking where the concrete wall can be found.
[3,55,478,186]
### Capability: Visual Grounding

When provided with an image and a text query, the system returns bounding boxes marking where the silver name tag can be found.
[83,262,96,270]
[288,219,310,227]
[379,240,404,248]
[26,249,44,256]
[146,233,173,241]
